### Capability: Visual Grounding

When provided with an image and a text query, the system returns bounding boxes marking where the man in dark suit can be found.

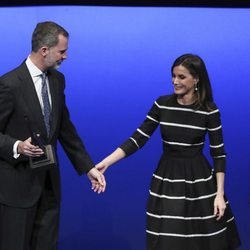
[0,21,106,250]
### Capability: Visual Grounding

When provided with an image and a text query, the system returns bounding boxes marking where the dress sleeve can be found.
[119,98,161,157]
[207,105,226,173]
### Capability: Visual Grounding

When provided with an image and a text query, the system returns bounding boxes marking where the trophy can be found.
[24,114,56,169]
[29,132,56,169]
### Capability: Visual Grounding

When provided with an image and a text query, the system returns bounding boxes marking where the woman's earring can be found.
[194,84,198,91]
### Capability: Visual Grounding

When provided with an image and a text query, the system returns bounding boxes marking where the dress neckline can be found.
[174,95,196,108]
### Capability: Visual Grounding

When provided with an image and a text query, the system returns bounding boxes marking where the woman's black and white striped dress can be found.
[120,94,241,250]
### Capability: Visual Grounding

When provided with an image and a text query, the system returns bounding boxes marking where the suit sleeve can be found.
[58,77,94,175]
[0,80,19,162]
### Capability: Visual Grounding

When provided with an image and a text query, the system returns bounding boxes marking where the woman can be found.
[95,54,241,250]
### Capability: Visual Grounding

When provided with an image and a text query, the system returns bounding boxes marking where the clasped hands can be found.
[18,137,107,194]
[87,161,108,194]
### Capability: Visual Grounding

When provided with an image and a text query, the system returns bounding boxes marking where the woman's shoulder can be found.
[198,101,220,114]
[208,101,219,109]
[206,101,220,112]
[155,94,175,105]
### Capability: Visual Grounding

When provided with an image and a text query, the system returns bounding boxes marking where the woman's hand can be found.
[214,194,226,220]
[95,161,109,174]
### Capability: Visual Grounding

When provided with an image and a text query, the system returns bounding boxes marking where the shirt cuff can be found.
[13,140,21,159]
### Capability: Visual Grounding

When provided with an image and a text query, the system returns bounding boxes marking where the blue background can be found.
[0,6,249,250]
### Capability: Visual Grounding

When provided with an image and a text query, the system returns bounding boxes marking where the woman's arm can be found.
[214,172,226,220]
[96,147,126,174]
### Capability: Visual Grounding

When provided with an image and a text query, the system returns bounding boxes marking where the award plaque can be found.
[29,133,56,169]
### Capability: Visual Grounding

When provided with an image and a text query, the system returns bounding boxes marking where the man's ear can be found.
[40,46,49,56]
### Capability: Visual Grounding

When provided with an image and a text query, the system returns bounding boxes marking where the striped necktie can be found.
[41,73,51,137]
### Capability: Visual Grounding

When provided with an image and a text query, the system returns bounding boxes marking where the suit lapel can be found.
[18,63,48,137]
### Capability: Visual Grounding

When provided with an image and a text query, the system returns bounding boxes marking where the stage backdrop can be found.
[0,6,249,250]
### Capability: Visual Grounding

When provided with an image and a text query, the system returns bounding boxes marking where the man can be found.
[0,21,105,250]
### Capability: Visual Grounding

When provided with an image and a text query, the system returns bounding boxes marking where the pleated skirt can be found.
[146,154,241,250]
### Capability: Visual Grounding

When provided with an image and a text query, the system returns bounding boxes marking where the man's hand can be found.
[17,137,44,157]
[87,168,106,194]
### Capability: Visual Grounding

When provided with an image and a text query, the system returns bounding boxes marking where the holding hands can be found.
[90,148,126,193]
[95,161,109,174]
[87,168,106,194]
[88,161,109,193]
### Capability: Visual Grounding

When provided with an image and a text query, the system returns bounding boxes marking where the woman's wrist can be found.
[216,191,224,197]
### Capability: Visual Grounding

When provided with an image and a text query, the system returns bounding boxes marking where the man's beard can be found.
[45,56,62,70]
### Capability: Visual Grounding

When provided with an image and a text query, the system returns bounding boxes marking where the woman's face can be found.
[172,65,198,97]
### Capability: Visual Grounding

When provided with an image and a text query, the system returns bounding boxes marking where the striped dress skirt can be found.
[146,153,241,250]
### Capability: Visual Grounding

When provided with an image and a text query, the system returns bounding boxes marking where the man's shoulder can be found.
[1,61,27,81]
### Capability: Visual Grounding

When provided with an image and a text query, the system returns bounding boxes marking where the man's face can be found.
[45,34,68,69]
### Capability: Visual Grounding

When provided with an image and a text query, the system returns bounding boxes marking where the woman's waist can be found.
[162,144,204,158]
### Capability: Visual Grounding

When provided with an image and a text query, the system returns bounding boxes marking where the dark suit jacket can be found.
[0,62,94,208]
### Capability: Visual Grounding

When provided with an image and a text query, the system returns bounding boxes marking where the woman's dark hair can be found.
[171,54,214,110]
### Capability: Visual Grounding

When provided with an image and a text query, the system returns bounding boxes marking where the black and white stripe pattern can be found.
[119,95,240,249]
